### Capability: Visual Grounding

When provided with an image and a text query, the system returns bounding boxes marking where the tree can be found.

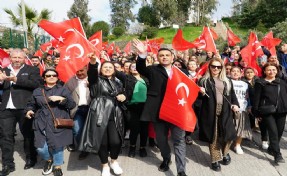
[151,0,178,25]
[109,0,137,29]
[112,26,125,37]
[137,5,160,27]
[190,0,218,25]
[67,0,91,35]
[90,21,110,37]
[271,19,287,44]
[236,0,287,29]
[4,3,51,49]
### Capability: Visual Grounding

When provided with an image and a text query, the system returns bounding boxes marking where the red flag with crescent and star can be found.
[261,31,282,56]
[192,26,217,53]
[159,66,199,132]
[56,29,99,82]
[89,30,102,51]
[227,28,241,46]
[38,17,86,43]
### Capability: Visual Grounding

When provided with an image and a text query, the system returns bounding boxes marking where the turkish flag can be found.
[196,61,209,77]
[124,41,131,54]
[147,37,164,54]
[115,46,121,54]
[261,31,282,56]
[106,42,115,56]
[56,29,99,82]
[89,30,102,51]
[210,28,219,40]
[172,29,195,51]
[0,48,10,68]
[34,49,43,58]
[241,32,263,76]
[102,42,108,50]
[159,66,199,132]
[227,28,241,46]
[38,17,86,43]
[192,27,217,53]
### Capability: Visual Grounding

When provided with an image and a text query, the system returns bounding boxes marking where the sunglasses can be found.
[45,74,58,78]
[210,65,223,69]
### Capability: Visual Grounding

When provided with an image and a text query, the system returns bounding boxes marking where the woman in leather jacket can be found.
[79,54,126,176]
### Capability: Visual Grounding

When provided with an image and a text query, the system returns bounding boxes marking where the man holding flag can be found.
[133,39,199,176]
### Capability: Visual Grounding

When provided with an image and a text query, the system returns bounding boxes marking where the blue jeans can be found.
[37,142,64,166]
[73,106,89,143]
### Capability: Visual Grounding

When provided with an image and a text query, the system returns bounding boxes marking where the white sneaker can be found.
[101,166,111,176]
[110,161,123,175]
[234,145,244,154]
[262,141,269,150]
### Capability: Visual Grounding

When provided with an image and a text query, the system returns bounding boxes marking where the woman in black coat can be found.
[25,69,76,176]
[79,55,126,176]
[252,62,287,164]
[198,58,239,171]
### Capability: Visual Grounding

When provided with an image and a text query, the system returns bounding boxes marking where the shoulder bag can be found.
[258,84,280,115]
[42,89,74,128]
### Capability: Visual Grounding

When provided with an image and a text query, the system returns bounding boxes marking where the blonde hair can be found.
[201,58,231,95]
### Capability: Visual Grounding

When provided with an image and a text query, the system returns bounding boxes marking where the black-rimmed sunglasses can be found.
[45,74,58,78]
[210,65,223,69]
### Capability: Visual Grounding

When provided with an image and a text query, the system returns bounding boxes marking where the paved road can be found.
[3,122,287,176]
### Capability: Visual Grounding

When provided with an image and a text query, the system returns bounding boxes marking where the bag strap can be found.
[41,89,56,121]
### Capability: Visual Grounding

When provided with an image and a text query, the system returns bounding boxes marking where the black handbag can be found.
[258,84,280,115]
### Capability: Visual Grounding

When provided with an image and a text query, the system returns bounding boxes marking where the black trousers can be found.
[264,113,286,155]
[128,103,148,147]
[98,120,122,164]
[259,118,268,141]
[0,109,37,167]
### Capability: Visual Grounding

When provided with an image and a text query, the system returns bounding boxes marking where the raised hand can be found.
[132,39,147,55]
[87,52,98,64]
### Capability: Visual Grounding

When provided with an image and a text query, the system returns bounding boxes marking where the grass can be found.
[113,23,249,44]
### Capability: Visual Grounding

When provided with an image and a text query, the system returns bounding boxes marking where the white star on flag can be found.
[58,36,65,42]
[178,98,187,106]
[63,55,70,61]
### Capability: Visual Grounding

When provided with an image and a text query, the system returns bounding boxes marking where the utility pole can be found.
[21,0,28,48]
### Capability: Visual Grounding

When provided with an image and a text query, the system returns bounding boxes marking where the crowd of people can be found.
[0,40,287,176]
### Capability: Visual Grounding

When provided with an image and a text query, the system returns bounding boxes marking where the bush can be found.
[271,19,287,44]
[140,26,158,39]
[112,27,125,38]
[90,21,110,37]
[107,34,117,41]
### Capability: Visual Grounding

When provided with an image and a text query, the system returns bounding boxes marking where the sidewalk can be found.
[3,123,287,176]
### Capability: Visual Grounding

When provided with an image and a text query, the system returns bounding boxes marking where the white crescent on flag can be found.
[66,44,84,58]
[90,39,100,46]
[175,83,190,97]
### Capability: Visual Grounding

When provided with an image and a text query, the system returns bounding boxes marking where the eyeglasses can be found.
[45,74,57,78]
[210,65,223,69]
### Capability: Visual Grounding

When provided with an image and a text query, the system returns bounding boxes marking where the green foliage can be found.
[112,26,125,37]
[107,34,117,41]
[190,0,219,25]
[109,0,137,29]
[67,0,91,35]
[271,19,287,44]
[0,29,24,48]
[237,0,287,29]
[255,20,267,33]
[140,26,158,39]
[90,21,110,37]
[137,5,160,27]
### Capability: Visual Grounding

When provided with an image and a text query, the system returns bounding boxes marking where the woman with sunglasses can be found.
[79,54,126,176]
[198,58,239,171]
[25,69,76,176]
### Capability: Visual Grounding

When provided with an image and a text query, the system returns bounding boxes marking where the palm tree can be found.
[4,3,52,50]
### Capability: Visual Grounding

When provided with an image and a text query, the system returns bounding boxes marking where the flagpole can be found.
[21,0,28,48]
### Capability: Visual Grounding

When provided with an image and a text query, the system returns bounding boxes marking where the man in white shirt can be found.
[65,65,90,160]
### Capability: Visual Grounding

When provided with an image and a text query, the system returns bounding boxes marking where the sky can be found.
[0,0,232,30]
